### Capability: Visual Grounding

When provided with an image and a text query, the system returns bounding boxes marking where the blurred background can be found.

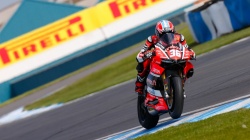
[0,0,105,42]
[0,0,192,103]
[0,0,103,30]
[0,0,249,103]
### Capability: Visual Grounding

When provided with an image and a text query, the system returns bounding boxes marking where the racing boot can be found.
[135,75,146,96]
[135,61,150,96]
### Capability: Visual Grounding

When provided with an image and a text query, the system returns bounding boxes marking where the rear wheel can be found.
[137,95,159,129]
[167,77,184,119]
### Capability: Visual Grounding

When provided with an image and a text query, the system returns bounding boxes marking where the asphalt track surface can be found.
[0,37,250,140]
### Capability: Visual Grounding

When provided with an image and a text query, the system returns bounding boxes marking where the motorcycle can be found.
[137,33,196,129]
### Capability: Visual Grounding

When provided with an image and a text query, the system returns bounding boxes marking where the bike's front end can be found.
[137,33,195,129]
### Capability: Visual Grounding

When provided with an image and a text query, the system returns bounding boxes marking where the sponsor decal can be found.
[146,78,156,86]
[94,0,163,26]
[108,0,162,19]
[152,67,161,74]
[0,0,163,69]
[0,6,100,69]
[0,16,85,68]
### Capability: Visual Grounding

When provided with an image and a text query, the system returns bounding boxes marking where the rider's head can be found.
[155,20,175,38]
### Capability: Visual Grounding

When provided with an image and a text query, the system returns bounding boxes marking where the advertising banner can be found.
[0,0,164,69]
[95,0,163,25]
[0,0,196,83]
[0,8,99,69]
[0,0,199,102]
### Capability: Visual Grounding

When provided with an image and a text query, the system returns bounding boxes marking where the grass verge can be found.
[135,108,250,140]
[21,24,250,110]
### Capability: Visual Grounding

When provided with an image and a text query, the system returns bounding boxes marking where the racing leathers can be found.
[135,33,195,95]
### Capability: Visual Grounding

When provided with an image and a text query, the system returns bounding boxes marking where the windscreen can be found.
[159,33,177,48]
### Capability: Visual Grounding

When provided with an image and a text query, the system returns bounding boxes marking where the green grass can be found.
[20,24,250,110]
[135,108,250,140]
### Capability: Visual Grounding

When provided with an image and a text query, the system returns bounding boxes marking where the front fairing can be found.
[155,33,193,62]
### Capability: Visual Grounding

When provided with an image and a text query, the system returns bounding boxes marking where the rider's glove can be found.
[143,50,154,59]
[189,49,196,60]
[191,54,196,60]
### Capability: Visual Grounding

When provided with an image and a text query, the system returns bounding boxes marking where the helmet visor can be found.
[159,33,176,47]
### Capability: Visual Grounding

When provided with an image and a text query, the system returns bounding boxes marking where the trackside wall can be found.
[0,0,197,103]
[185,0,250,43]
[9,10,188,98]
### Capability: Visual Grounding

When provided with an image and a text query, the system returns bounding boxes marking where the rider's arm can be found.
[179,34,189,48]
[179,34,196,60]
[136,35,158,63]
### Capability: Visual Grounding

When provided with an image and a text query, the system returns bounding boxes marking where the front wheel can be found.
[167,76,184,119]
[137,96,159,129]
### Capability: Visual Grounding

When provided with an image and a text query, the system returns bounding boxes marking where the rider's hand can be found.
[190,53,196,60]
[189,49,196,60]
[143,50,154,59]
[191,55,196,60]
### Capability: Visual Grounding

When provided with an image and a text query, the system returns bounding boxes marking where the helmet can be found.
[155,20,175,38]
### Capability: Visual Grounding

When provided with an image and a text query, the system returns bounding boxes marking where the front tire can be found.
[137,96,159,129]
[167,77,184,119]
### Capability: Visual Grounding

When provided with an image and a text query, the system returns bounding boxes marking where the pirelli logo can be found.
[0,16,85,68]
[0,0,163,69]
[109,0,162,18]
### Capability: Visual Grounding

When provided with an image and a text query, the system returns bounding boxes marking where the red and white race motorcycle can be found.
[137,33,196,129]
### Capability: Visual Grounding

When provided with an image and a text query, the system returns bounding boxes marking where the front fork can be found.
[161,70,186,100]
[161,74,170,99]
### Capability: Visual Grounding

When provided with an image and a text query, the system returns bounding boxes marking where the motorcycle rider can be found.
[135,19,196,95]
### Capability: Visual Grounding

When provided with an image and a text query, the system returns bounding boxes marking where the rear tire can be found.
[137,96,159,129]
[167,77,184,119]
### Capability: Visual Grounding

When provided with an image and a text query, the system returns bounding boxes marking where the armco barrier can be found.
[185,0,250,43]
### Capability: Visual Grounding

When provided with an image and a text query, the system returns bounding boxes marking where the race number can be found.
[169,50,181,57]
